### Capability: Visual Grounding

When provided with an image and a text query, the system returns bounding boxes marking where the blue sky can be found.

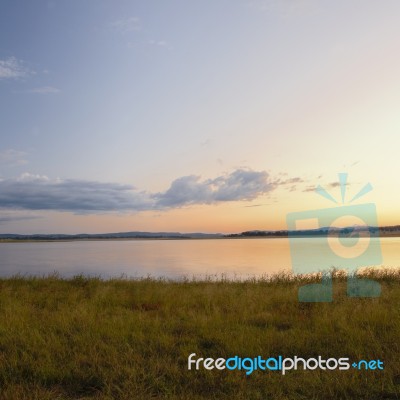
[1,0,400,233]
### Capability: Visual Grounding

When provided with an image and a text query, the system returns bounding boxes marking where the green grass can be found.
[0,270,400,399]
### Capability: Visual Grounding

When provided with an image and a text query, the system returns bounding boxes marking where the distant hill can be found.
[0,232,223,240]
[226,225,400,238]
[1,225,400,241]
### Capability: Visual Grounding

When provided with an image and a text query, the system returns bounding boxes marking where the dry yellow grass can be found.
[0,270,399,399]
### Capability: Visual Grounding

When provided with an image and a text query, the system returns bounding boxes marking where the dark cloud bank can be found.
[0,169,276,214]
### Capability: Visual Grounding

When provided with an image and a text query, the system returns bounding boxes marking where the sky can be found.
[0,0,400,234]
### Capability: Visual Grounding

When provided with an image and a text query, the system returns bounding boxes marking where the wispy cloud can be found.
[302,180,352,193]
[245,0,319,16]
[328,181,350,189]
[302,185,316,193]
[110,17,170,50]
[273,175,350,194]
[276,177,304,185]
[0,169,276,214]
[271,176,305,192]
[26,86,60,94]
[0,212,42,224]
[0,57,31,79]
[148,39,169,48]
[109,17,141,33]
[0,149,28,167]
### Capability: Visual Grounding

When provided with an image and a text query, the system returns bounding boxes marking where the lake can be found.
[0,237,399,279]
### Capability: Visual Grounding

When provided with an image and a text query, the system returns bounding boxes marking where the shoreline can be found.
[1,233,400,243]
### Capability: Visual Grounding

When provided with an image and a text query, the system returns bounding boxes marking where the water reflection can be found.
[0,237,398,279]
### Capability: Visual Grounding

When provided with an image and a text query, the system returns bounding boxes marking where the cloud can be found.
[0,212,42,224]
[0,175,152,213]
[17,173,49,182]
[153,176,211,208]
[245,0,319,16]
[109,17,141,33]
[244,203,269,208]
[302,180,352,193]
[0,169,276,214]
[154,169,275,207]
[276,177,304,185]
[303,185,316,192]
[328,181,350,189]
[26,86,60,94]
[0,57,30,79]
[0,149,28,167]
[110,17,171,50]
[270,176,305,192]
[148,39,168,48]
[213,169,274,201]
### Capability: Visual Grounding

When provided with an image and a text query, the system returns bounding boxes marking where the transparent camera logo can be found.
[286,174,382,302]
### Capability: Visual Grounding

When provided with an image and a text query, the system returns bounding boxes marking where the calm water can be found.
[0,238,399,279]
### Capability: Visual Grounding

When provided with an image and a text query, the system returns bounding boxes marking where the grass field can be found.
[0,270,399,399]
